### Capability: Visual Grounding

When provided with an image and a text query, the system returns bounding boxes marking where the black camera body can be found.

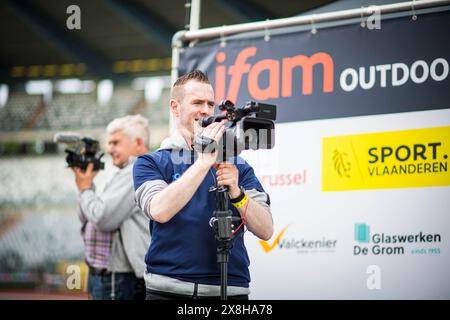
[198,100,276,161]
[65,137,105,171]
[54,133,105,171]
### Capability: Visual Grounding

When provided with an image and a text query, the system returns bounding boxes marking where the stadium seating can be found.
[0,84,170,132]
[0,94,41,131]
[0,155,116,273]
[0,212,84,272]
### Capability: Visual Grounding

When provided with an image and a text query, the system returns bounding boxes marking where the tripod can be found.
[209,185,242,300]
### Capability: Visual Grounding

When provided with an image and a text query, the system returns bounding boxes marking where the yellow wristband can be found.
[232,192,248,209]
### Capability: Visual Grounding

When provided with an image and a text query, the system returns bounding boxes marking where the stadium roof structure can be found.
[0,0,336,83]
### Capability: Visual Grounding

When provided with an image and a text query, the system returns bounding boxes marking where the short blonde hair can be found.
[171,69,211,101]
[106,114,150,148]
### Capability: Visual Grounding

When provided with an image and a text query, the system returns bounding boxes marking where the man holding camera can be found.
[133,70,273,300]
[73,115,151,300]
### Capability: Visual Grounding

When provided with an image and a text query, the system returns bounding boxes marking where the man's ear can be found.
[170,99,179,117]
[134,137,148,154]
[135,137,144,148]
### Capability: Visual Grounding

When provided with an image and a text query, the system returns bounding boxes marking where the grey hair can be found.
[106,114,150,148]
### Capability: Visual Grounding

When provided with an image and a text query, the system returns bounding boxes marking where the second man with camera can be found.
[72,115,151,300]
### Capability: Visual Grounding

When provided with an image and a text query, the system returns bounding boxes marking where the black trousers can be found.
[134,277,146,300]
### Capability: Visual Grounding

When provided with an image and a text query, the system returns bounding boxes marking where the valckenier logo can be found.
[322,126,450,191]
[258,225,337,254]
[353,223,442,256]
[258,226,289,253]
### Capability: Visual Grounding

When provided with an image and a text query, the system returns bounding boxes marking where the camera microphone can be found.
[198,115,227,127]
[53,132,82,144]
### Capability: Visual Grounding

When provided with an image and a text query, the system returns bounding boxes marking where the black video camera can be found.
[197,100,276,161]
[54,132,105,171]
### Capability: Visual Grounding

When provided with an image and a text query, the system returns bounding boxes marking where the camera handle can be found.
[209,185,242,300]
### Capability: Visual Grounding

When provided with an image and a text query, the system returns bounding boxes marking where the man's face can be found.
[106,130,138,168]
[174,80,215,137]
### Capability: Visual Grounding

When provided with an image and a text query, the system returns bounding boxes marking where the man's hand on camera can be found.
[216,162,241,199]
[72,163,98,192]
[196,120,226,168]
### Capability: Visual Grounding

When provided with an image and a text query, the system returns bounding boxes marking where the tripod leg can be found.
[217,252,229,300]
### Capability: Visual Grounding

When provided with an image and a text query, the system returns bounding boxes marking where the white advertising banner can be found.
[244,108,450,299]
